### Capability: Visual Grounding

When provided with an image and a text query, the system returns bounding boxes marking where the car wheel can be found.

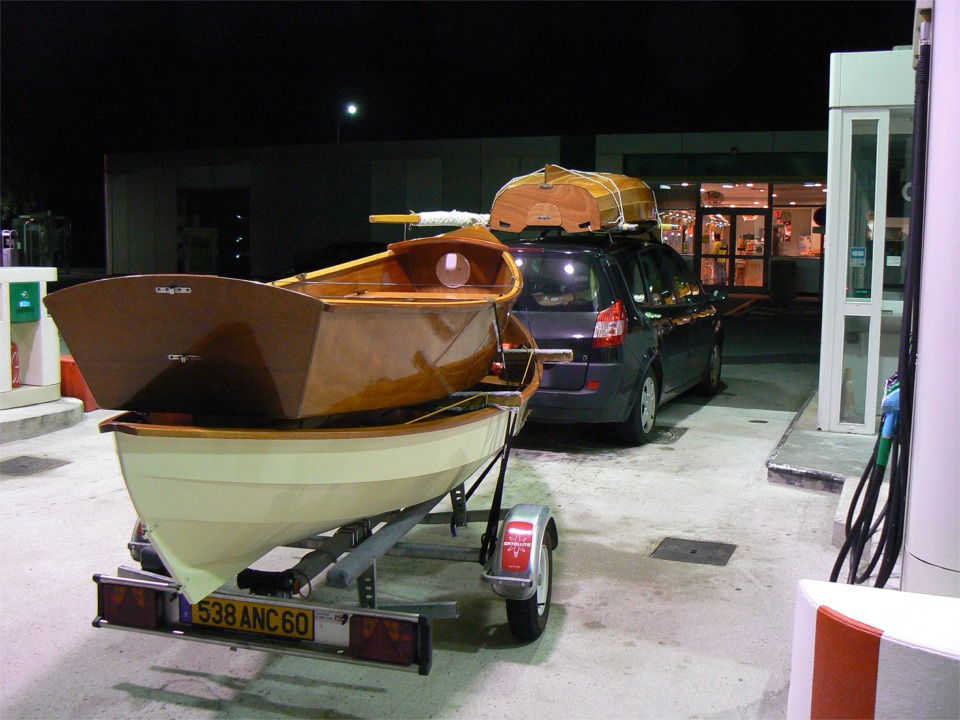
[620,366,658,445]
[695,341,722,396]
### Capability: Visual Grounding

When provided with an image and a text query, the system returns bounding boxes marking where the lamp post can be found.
[337,103,358,144]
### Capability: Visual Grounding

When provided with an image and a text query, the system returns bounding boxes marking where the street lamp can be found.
[337,103,358,144]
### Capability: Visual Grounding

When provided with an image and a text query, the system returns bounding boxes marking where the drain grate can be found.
[0,455,72,477]
[651,537,737,566]
[651,426,688,445]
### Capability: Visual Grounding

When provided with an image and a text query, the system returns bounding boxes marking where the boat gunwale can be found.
[99,378,538,442]
[271,228,521,296]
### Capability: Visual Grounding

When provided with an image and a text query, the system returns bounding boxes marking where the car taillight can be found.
[593,300,626,348]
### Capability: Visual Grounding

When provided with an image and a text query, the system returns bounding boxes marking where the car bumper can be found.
[527,362,633,424]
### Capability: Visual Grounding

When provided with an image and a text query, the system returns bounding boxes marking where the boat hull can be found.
[106,406,520,604]
[44,228,521,419]
[490,164,658,233]
[102,312,540,605]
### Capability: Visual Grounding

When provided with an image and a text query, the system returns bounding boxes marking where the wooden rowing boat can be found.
[44,225,521,420]
[100,316,542,605]
[489,164,658,233]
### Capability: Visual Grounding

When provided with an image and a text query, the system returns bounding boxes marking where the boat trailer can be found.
[93,413,559,676]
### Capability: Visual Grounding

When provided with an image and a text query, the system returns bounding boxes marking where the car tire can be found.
[620,366,658,445]
[695,341,722,396]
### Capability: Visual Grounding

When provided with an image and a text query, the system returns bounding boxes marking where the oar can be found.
[369,210,490,228]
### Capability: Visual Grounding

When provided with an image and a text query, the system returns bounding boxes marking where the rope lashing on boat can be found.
[401,393,485,425]
[491,164,633,232]
[563,166,626,230]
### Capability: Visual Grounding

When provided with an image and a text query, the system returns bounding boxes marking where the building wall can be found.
[106,167,178,275]
[104,131,824,279]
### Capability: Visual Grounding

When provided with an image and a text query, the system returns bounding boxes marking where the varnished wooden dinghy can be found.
[489,164,658,233]
[100,316,542,604]
[44,225,521,420]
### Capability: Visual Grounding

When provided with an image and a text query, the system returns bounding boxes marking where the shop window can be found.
[650,183,698,262]
[771,184,826,258]
[700,182,769,211]
[735,214,767,258]
[661,210,696,259]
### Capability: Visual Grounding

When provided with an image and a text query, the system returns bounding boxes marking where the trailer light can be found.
[349,616,419,666]
[98,582,163,630]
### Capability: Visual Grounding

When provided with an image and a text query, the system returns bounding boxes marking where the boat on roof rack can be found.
[489,164,659,235]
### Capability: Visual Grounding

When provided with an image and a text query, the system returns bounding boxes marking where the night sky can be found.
[1,1,915,265]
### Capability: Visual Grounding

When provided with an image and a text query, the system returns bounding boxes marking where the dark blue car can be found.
[506,232,723,444]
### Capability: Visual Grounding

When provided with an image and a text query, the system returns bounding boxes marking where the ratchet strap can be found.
[479,410,517,566]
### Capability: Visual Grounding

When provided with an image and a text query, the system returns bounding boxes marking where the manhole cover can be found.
[651,426,688,445]
[0,455,72,477]
[651,537,737,566]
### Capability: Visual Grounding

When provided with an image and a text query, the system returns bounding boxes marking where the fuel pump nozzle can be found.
[877,385,900,468]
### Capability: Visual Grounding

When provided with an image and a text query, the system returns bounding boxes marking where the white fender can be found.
[482,504,558,601]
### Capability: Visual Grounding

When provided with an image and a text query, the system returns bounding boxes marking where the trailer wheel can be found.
[505,539,552,641]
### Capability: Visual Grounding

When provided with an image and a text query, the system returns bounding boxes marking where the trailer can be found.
[93,435,558,676]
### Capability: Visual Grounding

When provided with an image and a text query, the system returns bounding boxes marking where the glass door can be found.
[699,210,768,290]
[700,211,731,286]
[732,212,767,289]
[820,110,893,434]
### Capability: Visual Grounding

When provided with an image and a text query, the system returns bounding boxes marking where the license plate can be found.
[182,596,314,640]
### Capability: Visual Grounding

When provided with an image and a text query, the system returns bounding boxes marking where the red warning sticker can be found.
[502,521,534,572]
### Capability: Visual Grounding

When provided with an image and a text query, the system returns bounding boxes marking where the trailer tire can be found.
[505,538,552,642]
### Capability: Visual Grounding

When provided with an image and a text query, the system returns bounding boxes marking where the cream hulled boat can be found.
[100,316,542,604]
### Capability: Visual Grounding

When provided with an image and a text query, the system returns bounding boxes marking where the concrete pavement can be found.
[1,308,879,719]
[2,401,842,719]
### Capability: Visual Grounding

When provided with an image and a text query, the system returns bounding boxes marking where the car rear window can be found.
[511,252,604,312]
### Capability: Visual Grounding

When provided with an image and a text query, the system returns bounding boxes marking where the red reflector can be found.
[502,521,534,572]
[587,380,601,390]
[593,300,626,348]
[99,583,162,629]
[348,616,418,666]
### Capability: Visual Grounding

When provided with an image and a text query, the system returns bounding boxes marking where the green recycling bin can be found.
[9,282,41,323]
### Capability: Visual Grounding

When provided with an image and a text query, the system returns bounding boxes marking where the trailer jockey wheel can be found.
[505,539,552,641]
